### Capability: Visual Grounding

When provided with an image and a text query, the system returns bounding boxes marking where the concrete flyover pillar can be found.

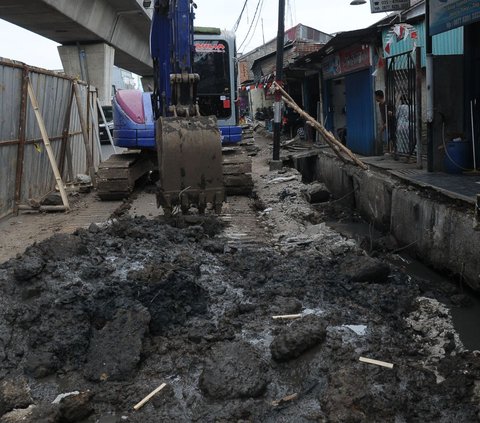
[58,43,115,106]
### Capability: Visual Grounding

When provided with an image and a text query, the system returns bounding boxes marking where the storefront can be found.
[430,0,480,170]
[322,41,377,156]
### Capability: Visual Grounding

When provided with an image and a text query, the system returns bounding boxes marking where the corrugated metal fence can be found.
[0,59,100,219]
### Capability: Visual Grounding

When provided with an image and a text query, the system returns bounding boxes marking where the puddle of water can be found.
[342,324,367,336]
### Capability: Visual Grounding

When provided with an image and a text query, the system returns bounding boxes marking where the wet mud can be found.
[0,209,479,423]
[1,134,479,422]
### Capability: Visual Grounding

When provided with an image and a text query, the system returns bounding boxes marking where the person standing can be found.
[375,90,397,159]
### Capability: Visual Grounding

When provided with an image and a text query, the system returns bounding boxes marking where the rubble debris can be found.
[303,182,331,204]
[41,192,63,207]
[340,253,391,283]
[0,377,32,415]
[270,316,327,362]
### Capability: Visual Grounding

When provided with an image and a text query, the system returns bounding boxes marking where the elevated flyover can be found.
[0,0,153,102]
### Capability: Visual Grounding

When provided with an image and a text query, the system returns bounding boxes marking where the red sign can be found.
[194,42,226,54]
[322,44,371,79]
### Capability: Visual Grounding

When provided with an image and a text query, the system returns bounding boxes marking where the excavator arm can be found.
[149,0,225,214]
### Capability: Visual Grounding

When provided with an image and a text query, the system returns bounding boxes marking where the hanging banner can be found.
[370,0,410,13]
[430,0,480,36]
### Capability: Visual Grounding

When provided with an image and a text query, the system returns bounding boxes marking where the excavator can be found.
[97,0,252,215]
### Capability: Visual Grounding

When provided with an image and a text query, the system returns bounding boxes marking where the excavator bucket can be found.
[156,115,225,215]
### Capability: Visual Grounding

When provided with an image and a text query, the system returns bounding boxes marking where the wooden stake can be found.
[272,392,299,407]
[272,314,302,320]
[133,383,167,411]
[27,79,70,210]
[272,81,368,170]
[359,356,394,369]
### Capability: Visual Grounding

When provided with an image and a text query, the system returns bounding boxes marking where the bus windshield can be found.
[194,39,232,119]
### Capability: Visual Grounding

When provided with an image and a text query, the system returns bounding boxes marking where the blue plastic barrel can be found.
[444,140,471,174]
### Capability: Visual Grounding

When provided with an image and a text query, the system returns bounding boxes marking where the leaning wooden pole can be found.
[272,81,368,170]
[27,78,70,210]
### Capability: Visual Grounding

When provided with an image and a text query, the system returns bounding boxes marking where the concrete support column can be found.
[58,43,115,106]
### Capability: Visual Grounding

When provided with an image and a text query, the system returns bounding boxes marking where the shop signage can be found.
[370,0,410,13]
[430,0,480,36]
[322,45,371,79]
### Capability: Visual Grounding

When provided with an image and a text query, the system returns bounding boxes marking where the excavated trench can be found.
[0,135,480,422]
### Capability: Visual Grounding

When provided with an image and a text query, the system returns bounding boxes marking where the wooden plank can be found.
[27,79,70,210]
[133,383,166,411]
[272,314,302,320]
[359,357,394,369]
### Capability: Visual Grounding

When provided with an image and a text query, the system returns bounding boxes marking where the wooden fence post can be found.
[13,66,29,214]
[59,85,75,179]
[73,81,96,187]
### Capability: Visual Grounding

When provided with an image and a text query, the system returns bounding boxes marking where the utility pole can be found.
[272,0,285,165]
[425,0,434,172]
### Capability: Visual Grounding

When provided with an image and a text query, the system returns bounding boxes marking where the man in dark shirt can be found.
[375,90,397,159]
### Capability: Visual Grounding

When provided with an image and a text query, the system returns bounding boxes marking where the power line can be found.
[238,0,264,52]
[242,0,265,51]
[286,0,293,28]
[233,0,249,32]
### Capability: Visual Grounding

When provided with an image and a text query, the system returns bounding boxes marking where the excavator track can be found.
[222,146,253,196]
[97,146,254,202]
[96,152,156,201]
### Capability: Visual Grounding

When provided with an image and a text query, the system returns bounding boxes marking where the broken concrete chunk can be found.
[304,183,331,204]
[270,316,326,362]
[0,377,32,415]
[0,404,36,423]
[84,307,150,382]
[58,391,93,423]
[41,193,63,207]
[340,255,391,283]
[199,341,269,399]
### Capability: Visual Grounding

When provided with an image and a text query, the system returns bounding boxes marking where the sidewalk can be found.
[0,192,123,263]
[361,153,480,205]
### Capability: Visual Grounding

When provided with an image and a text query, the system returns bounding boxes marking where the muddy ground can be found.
[1,133,480,422]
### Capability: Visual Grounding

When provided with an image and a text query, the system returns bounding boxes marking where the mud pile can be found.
[0,212,479,422]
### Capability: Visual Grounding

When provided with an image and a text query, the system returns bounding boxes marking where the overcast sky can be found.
[0,0,385,70]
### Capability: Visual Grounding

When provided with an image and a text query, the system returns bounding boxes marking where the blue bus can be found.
[112,28,242,148]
